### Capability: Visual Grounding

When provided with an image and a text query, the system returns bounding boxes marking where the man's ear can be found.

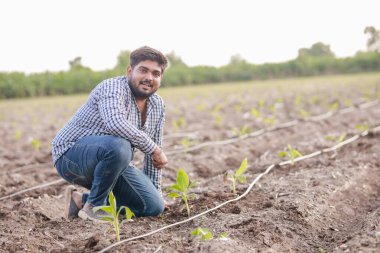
[127,66,132,76]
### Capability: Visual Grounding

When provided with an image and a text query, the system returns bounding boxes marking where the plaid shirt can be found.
[52,76,165,191]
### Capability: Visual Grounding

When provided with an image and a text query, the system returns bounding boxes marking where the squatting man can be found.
[52,46,170,221]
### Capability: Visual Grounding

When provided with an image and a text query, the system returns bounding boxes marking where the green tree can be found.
[298,42,335,58]
[166,51,187,68]
[114,50,131,74]
[364,26,380,52]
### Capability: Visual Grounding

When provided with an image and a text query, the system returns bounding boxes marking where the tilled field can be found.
[0,73,380,252]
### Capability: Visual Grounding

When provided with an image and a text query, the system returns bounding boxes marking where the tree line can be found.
[1,26,379,99]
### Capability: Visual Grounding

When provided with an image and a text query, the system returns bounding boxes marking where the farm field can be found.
[0,72,380,252]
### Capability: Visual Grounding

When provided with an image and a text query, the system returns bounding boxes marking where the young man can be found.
[52,46,168,222]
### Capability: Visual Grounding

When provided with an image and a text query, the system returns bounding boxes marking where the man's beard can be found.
[128,76,156,99]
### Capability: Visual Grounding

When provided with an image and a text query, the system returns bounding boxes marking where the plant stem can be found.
[184,196,190,217]
[114,219,120,242]
[232,178,236,194]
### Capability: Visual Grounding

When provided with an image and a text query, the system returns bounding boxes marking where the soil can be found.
[0,75,380,252]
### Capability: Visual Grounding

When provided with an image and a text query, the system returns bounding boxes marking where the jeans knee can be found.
[104,137,132,165]
[144,197,165,216]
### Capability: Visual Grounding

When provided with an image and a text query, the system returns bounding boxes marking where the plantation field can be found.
[1,73,380,252]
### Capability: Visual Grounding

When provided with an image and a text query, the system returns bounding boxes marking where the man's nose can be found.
[145,71,153,80]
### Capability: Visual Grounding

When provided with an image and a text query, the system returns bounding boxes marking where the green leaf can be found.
[93,206,113,215]
[235,158,248,176]
[100,217,114,222]
[292,149,302,157]
[202,231,213,241]
[168,192,181,198]
[177,168,189,191]
[191,227,202,235]
[219,232,229,239]
[170,184,182,191]
[278,151,287,158]
[124,207,135,220]
[188,180,198,189]
[109,191,117,212]
[237,174,246,183]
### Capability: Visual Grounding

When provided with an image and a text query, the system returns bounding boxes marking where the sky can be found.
[0,0,379,73]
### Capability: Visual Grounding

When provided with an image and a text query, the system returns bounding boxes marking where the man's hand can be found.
[151,147,168,169]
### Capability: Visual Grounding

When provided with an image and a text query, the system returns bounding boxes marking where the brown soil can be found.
[0,77,380,252]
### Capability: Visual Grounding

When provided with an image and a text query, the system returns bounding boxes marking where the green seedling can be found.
[191,227,213,241]
[31,138,41,150]
[258,99,265,108]
[299,109,309,120]
[93,191,135,242]
[211,104,222,114]
[329,101,339,111]
[276,97,284,104]
[179,137,197,150]
[214,114,223,125]
[168,168,197,217]
[355,123,369,132]
[263,116,276,125]
[269,104,277,113]
[309,95,319,105]
[278,145,302,166]
[232,125,250,137]
[325,133,346,144]
[196,103,206,111]
[218,232,229,240]
[250,108,261,118]
[172,117,186,130]
[180,137,190,150]
[294,95,302,107]
[226,158,248,194]
[15,130,22,141]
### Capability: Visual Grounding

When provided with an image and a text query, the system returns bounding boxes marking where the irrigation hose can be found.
[166,99,379,155]
[97,124,380,253]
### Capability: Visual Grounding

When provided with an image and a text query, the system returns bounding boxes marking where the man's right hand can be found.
[151,147,168,169]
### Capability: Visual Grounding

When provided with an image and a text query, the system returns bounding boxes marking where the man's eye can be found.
[153,72,161,78]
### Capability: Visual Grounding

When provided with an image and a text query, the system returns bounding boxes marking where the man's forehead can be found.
[135,60,161,71]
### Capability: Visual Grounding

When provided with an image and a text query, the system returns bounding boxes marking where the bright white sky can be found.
[0,0,379,73]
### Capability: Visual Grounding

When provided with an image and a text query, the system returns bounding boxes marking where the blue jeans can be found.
[55,135,164,217]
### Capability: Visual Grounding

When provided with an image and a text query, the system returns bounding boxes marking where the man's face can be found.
[127,60,163,99]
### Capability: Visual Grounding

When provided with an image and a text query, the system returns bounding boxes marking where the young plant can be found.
[31,138,41,150]
[15,130,22,141]
[299,109,310,120]
[214,114,223,125]
[218,232,229,240]
[329,101,339,111]
[168,168,197,217]
[263,116,277,126]
[191,227,213,241]
[278,144,302,166]
[355,123,369,132]
[232,125,251,137]
[325,133,346,144]
[226,158,248,194]
[172,117,186,130]
[93,191,135,242]
[250,107,261,118]
[196,103,206,111]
